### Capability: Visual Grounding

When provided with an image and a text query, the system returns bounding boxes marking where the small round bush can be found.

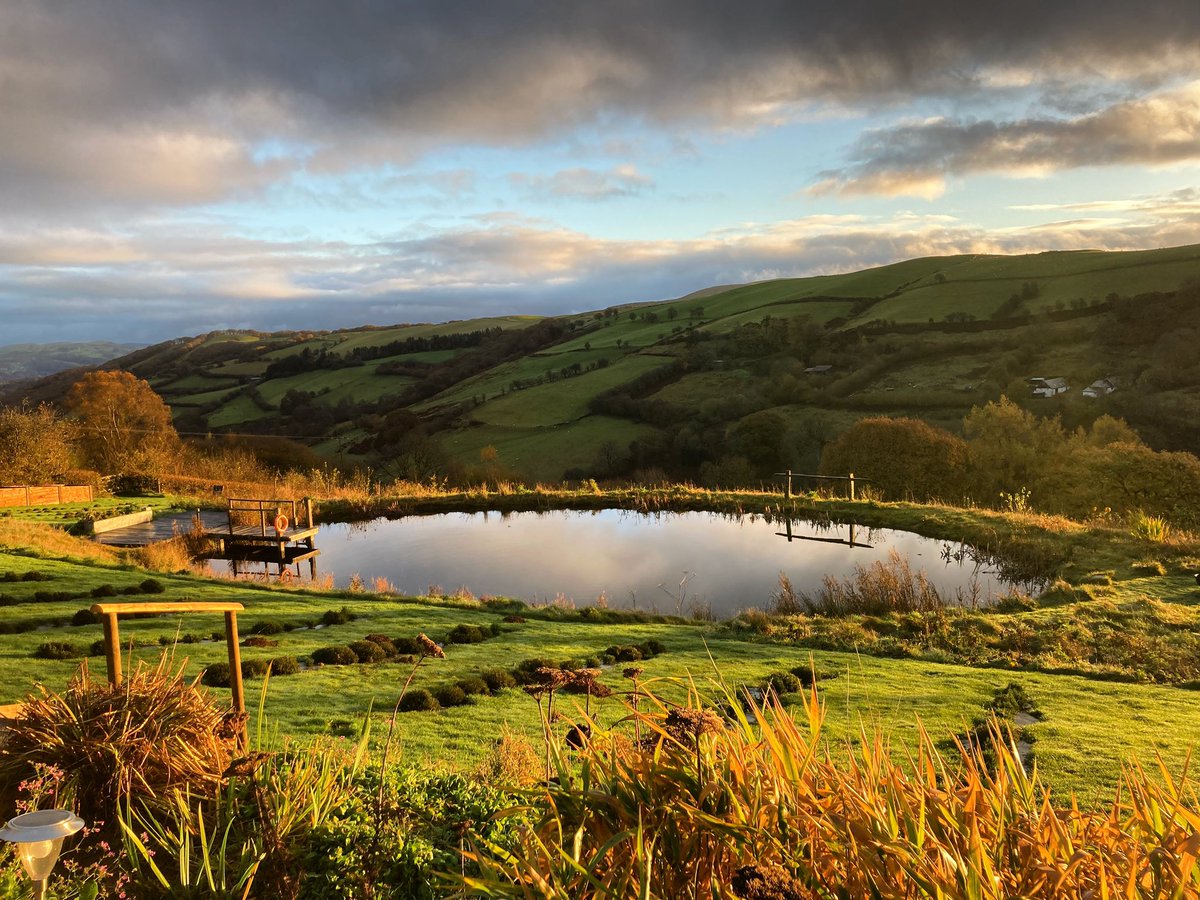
[88,639,106,657]
[251,620,285,636]
[241,659,271,679]
[583,656,602,668]
[243,636,278,648]
[457,676,490,696]
[140,578,166,594]
[766,671,803,695]
[641,639,667,657]
[612,645,643,662]
[71,608,99,626]
[392,636,423,654]
[90,584,117,598]
[363,633,398,656]
[348,640,385,663]
[321,607,355,626]
[202,662,231,687]
[34,641,80,660]
[488,623,503,636]
[269,656,301,676]
[398,689,439,712]
[481,669,517,692]
[447,624,487,644]
[434,685,469,708]
[502,614,526,624]
[311,645,358,666]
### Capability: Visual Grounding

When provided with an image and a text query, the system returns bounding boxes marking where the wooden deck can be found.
[95,510,226,546]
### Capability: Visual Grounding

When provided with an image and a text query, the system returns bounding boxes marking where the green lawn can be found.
[0,496,184,526]
[2,543,1200,801]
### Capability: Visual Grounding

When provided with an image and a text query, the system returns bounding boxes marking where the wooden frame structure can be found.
[774,471,871,500]
[91,601,247,745]
[207,497,320,577]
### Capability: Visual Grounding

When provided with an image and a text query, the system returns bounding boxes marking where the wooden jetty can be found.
[95,497,321,578]
[208,497,321,577]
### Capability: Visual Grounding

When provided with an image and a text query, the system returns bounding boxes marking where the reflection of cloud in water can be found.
[316,510,1013,618]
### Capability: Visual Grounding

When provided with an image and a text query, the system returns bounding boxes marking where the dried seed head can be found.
[622,666,644,680]
[665,706,724,741]
[416,634,445,659]
[533,667,571,690]
[730,864,806,900]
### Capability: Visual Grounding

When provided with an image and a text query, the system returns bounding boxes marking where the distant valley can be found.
[0,341,143,385]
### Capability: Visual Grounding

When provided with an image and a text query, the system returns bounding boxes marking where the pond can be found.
[247,509,1027,619]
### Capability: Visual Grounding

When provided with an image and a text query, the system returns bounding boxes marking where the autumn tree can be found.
[962,396,1066,504]
[66,371,180,474]
[0,403,76,484]
[819,417,969,502]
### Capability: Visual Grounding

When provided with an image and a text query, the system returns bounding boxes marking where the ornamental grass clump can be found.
[464,680,1200,898]
[0,657,236,833]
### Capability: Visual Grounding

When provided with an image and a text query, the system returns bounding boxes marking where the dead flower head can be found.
[664,706,724,742]
[533,667,572,691]
[416,634,445,659]
[622,666,644,680]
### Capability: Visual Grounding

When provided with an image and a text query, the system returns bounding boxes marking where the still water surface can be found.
[298,510,1015,619]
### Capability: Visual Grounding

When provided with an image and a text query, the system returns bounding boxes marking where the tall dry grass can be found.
[464,682,1200,898]
[0,519,119,561]
[798,547,949,615]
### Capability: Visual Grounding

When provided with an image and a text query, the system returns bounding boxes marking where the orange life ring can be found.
[273,514,289,534]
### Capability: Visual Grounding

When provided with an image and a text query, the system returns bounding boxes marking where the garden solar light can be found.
[0,809,85,899]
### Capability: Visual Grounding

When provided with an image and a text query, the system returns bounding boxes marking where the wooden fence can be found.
[0,485,94,508]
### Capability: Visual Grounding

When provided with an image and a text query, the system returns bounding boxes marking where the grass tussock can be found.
[465,682,1200,898]
[796,548,951,615]
[0,657,238,831]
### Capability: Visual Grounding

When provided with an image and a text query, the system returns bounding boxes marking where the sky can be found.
[1,0,1199,346]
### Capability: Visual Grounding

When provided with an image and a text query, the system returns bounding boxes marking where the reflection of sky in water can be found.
[309,510,1013,617]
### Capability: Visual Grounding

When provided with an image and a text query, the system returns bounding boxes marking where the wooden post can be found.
[848,472,856,501]
[785,470,792,499]
[224,609,244,734]
[305,497,314,529]
[102,613,122,687]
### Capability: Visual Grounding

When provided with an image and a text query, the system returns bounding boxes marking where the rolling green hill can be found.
[5,244,1199,482]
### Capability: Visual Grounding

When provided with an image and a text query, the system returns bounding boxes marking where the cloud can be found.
[509,165,653,201]
[3,195,1199,344]
[810,83,1200,197]
[2,1,1199,210]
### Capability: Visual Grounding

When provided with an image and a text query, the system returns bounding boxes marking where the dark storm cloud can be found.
[2,0,1199,210]
[810,84,1200,197]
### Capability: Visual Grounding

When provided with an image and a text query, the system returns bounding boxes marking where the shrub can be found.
[243,635,278,648]
[398,689,439,712]
[268,656,301,676]
[251,620,285,636]
[503,614,527,624]
[33,641,80,660]
[447,624,488,644]
[392,636,424,655]
[90,584,117,598]
[71,608,99,626]
[240,658,271,678]
[322,606,356,626]
[765,671,803,695]
[457,676,490,696]
[348,640,386,663]
[88,639,107,657]
[139,578,166,594]
[434,685,469,708]
[312,645,358,666]
[201,662,231,687]
[482,669,518,692]
[610,645,643,662]
[363,633,398,656]
[640,639,667,657]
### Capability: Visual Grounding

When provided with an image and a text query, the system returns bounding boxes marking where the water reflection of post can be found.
[774,519,873,549]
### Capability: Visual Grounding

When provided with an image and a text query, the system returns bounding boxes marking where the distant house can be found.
[1029,376,1069,398]
[804,365,833,376]
[1082,376,1120,398]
